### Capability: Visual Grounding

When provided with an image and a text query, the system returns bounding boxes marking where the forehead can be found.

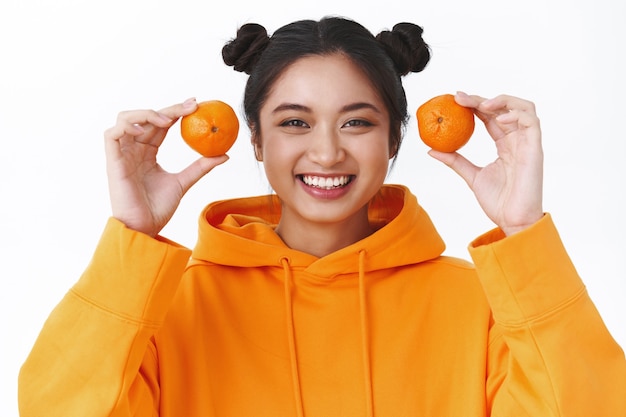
[263,53,383,110]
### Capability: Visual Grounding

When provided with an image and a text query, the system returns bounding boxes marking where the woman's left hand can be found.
[428,92,544,236]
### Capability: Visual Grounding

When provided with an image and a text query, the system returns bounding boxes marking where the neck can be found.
[275,207,374,258]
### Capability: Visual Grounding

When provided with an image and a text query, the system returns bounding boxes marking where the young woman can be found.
[19,17,626,417]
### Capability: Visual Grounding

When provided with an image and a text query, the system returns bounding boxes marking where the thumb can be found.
[428,150,479,188]
[177,155,229,194]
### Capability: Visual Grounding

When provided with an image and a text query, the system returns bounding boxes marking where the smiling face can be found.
[255,53,392,246]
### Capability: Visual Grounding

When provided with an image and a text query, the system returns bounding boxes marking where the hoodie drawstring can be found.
[281,257,305,417]
[359,250,374,417]
[281,253,374,417]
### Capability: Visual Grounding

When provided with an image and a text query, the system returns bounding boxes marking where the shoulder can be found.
[390,255,485,302]
[428,255,475,271]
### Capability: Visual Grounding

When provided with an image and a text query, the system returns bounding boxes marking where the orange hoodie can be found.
[19,184,626,416]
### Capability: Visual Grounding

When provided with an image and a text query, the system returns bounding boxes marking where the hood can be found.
[192,184,447,417]
[192,184,445,275]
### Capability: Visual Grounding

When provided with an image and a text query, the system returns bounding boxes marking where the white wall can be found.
[1,0,624,415]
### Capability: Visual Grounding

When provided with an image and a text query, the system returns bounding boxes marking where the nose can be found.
[306,126,346,168]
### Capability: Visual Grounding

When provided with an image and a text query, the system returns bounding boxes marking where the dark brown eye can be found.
[281,119,309,128]
[343,119,373,128]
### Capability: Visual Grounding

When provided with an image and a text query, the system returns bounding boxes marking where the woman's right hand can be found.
[104,98,228,237]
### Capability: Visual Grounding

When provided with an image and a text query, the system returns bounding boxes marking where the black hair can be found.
[222,16,430,158]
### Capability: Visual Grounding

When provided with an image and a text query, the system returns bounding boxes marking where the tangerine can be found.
[416,94,475,153]
[180,100,239,157]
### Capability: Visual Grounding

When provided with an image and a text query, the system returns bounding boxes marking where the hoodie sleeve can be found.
[468,214,626,416]
[18,217,191,417]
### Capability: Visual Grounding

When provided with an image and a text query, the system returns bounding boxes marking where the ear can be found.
[389,142,399,160]
[389,130,401,159]
[251,133,263,161]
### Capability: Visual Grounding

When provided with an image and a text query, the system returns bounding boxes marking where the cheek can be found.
[365,136,392,165]
[372,153,391,179]
[261,139,283,165]
[366,140,393,181]
[260,139,296,180]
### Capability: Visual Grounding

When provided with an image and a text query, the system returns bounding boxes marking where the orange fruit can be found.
[416,94,475,153]
[180,100,239,157]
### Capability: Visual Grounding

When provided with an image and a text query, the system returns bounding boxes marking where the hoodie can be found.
[19,184,626,416]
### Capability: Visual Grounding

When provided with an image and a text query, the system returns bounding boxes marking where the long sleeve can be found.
[18,218,191,417]
[469,214,626,416]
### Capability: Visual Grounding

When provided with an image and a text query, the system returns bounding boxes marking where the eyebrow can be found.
[341,102,382,114]
[272,103,311,114]
[271,102,382,114]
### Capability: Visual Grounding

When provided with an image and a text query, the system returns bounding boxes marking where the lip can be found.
[297,174,355,200]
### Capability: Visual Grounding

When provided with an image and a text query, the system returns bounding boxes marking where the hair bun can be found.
[376,23,431,76]
[222,23,270,74]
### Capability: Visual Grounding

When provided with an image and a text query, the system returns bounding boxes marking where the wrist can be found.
[501,213,544,237]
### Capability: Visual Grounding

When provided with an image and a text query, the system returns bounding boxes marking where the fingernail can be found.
[158,113,173,122]
[183,97,197,108]
[496,112,514,122]
[456,91,469,98]
[131,123,145,133]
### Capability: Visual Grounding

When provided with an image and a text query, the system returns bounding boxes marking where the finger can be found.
[495,107,540,128]
[103,98,199,159]
[103,122,145,160]
[156,97,198,120]
[104,127,124,160]
[428,150,480,188]
[493,108,542,143]
[104,121,143,142]
[126,98,199,145]
[103,122,159,163]
[177,154,229,194]
[454,91,487,109]
[115,109,174,132]
[110,109,177,151]
[479,94,536,116]
[106,98,197,140]
[454,92,497,127]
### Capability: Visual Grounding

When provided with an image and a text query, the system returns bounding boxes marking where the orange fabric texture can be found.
[19,185,626,416]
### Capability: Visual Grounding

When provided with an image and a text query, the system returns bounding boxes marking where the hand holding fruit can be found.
[104,98,229,237]
[181,100,239,157]
[417,94,475,153]
[421,92,544,236]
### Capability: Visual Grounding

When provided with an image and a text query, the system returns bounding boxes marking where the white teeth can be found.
[302,175,351,189]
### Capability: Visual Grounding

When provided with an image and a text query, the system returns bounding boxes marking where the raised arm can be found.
[19,99,226,417]
[438,92,626,415]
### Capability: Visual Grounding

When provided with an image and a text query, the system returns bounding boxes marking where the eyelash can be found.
[281,119,309,128]
[343,119,373,128]
[279,119,373,128]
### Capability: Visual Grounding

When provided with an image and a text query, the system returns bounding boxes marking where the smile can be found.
[299,175,353,190]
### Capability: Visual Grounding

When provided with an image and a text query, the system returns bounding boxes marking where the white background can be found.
[1,0,624,415]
